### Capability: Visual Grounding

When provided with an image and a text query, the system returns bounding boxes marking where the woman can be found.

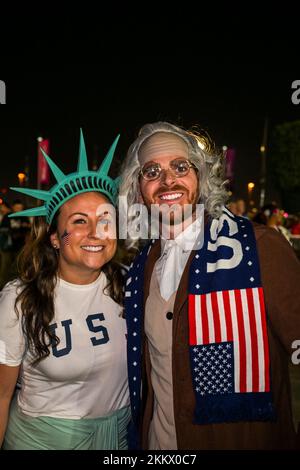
[0,131,130,450]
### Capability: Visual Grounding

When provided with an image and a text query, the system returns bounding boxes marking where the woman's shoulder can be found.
[0,279,23,302]
[0,279,24,330]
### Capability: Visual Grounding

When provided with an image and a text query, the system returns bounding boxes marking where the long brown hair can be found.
[15,214,124,365]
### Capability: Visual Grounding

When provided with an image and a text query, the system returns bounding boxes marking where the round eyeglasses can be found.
[140,158,196,181]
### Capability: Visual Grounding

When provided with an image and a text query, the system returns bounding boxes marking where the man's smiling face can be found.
[138,132,199,224]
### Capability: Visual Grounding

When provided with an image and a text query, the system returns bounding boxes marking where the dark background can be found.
[0,5,299,206]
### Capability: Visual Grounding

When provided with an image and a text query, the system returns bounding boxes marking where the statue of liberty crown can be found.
[10,129,120,225]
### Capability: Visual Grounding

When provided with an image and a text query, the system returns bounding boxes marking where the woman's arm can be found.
[0,364,20,448]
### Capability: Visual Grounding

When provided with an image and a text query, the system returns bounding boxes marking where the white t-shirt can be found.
[0,273,129,419]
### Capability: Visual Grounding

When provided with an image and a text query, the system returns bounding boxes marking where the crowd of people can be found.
[0,122,300,451]
[227,198,300,255]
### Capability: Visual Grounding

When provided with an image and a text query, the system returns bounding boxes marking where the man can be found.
[235,198,247,217]
[119,121,300,450]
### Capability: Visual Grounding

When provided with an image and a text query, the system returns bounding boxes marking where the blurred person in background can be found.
[0,199,11,224]
[0,199,31,288]
[235,198,247,218]
[291,215,300,235]
[0,200,14,290]
[265,206,292,244]
[227,198,247,218]
[227,199,237,215]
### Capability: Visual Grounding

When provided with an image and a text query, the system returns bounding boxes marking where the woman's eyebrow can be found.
[68,212,88,219]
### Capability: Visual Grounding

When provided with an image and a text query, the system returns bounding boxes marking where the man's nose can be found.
[160,167,176,185]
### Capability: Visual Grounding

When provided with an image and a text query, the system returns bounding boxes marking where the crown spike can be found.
[9,129,120,225]
[78,128,89,172]
[40,148,65,183]
[98,134,120,176]
[9,186,51,201]
[8,205,48,219]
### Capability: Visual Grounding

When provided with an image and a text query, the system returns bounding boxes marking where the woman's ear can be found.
[50,232,60,250]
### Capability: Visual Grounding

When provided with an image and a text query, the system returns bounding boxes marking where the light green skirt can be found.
[3,398,131,450]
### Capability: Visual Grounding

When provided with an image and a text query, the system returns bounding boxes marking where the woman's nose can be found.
[88,221,100,238]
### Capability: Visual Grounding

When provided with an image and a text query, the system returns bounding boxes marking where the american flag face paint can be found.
[61,229,71,245]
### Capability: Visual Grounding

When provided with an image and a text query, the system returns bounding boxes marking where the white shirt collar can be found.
[161,217,203,253]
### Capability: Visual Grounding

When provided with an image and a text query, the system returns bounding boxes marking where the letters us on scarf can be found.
[125,207,275,441]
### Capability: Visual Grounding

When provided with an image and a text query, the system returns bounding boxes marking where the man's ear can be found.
[50,231,61,250]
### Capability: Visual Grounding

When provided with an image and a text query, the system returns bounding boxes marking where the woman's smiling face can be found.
[50,191,116,283]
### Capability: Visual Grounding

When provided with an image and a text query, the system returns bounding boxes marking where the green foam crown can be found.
[10,129,120,224]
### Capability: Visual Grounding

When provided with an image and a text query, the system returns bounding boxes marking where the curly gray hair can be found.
[119,121,228,247]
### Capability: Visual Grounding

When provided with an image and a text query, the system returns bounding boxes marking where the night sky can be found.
[1,6,299,206]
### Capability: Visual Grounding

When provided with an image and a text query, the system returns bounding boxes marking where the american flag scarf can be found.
[125,208,275,447]
[188,208,275,423]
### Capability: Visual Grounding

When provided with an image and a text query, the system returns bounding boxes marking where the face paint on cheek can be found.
[61,229,71,245]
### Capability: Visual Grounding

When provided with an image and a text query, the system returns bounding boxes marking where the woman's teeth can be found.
[81,246,104,252]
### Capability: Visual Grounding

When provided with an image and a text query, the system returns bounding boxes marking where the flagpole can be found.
[259,117,268,208]
[37,137,43,190]
[37,137,50,192]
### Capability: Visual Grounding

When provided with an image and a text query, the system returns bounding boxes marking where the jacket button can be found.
[166,311,173,320]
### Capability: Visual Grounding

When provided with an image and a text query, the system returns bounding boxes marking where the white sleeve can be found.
[0,282,25,366]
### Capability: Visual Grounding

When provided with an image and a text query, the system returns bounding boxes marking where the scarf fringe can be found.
[194,392,276,425]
